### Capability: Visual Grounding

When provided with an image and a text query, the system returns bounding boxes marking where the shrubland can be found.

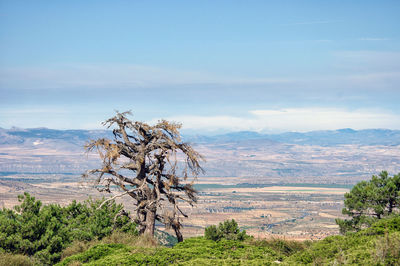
[2,170,400,265]
[0,193,137,265]
[55,215,400,265]
[286,215,400,265]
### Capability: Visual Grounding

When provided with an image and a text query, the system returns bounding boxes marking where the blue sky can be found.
[1,0,399,133]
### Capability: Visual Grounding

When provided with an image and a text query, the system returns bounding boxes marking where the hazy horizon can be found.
[2,124,400,136]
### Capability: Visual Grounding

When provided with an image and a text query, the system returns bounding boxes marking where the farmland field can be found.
[0,172,348,240]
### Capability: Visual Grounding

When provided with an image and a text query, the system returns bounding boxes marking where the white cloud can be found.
[165,108,400,133]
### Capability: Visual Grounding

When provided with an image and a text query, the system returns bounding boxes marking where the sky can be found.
[0,0,399,134]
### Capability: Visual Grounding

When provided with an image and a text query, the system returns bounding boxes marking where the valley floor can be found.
[0,173,348,240]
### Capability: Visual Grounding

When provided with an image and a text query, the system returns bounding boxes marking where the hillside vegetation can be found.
[54,215,400,265]
[1,169,400,265]
[0,193,137,265]
[1,195,400,265]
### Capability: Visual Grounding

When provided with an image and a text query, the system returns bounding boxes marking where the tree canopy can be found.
[336,171,400,233]
[84,111,204,242]
[0,193,137,265]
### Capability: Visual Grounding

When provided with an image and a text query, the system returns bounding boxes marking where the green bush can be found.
[0,193,137,265]
[285,216,400,265]
[250,237,307,261]
[58,216,400,266]
[204,219,249,241]
[362,215,400,236]
[57,237,280,265]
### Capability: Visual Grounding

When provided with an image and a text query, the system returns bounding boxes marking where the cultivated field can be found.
[0,173,348,240]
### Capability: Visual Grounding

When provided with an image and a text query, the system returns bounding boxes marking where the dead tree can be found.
[83,111,204,242]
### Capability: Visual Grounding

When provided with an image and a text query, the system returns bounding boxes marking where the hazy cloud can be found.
[165,108,400,133]
[0,64,289,90]
[1,50,399,132]
[1,56,399,96]
[358,38,390,41]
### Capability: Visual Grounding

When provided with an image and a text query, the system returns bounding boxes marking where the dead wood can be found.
[83,111,204,241]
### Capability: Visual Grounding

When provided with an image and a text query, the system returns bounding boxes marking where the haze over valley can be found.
[1,127,399,184]
[1,126,399,239]
[1,2,400,262]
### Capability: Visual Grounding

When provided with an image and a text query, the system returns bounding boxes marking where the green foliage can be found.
[362,215,400,236]
[57,237,281,265]
[285,231,400,265]
[287,215,400,265]
[337,171,400,233]
[0,193,137,265]
[250,238,308,261]
[57,216,400,265]
[60,231,158,262]
[204,225,219,241]
[204,219,249,241]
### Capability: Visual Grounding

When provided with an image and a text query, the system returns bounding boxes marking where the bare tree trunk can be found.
[136,207,147,234]
[139,226,146,235]
[144,209,156,236]
[172,224,183,242]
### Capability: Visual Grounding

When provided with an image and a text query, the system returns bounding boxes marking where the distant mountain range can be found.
[2,127,400,146]
[186,128,400,146]
[0,127,111,145]
[1,127,400,183]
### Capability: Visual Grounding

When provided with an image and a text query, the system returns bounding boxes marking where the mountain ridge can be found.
[2,127,400,146]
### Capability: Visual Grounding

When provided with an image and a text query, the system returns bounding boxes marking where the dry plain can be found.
[1,128,399,240]
[0,173,348,241]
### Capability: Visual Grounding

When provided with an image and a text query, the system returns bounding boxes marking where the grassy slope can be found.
[57,216,400,266]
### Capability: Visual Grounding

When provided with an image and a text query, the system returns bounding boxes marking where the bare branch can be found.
[97,187,140,209]
[84,111,204,242]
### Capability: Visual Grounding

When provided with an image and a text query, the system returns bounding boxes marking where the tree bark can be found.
[144,209,156,237]
[172,224,183,242]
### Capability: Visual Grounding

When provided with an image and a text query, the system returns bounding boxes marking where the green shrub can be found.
[58,243,129,265]
[0,193,137,265]
[57,219,400,266]
[204,225,219,241]
[57,237,280,265]
[362,215,400,236]
[204,219,249,241]
[251,237,307,261]
[284,216,400,265]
